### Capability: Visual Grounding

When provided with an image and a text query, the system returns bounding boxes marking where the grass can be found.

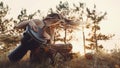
[0,50,120,68]
[0,34,120,68]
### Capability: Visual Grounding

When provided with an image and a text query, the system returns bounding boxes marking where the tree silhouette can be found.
[18,9,42,21]
[0,1,9,33]
[54,1,83,44]
[0,1,19,53]
[17,9,28,21]
[56,2,89,54]
[85,5,114,52]
[55,1,114,55]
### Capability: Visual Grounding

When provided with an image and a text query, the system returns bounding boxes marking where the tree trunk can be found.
[94,24,98,52]
[82,26,86,54]
[64,28,67,44]
[93,24,98,68]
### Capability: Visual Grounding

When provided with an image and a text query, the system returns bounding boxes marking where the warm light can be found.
[55,27,87,55]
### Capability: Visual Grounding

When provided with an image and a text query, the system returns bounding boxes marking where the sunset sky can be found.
[2,0,120,53]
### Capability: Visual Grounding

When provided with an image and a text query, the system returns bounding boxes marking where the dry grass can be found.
[65,50,120,68]
[0,50,120,68]
[0,34,120,68]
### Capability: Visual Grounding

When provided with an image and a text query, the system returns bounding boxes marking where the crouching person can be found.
[8,13,64,63]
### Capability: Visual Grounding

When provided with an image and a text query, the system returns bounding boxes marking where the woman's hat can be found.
[44,13,78,27]
[45,13,62,20]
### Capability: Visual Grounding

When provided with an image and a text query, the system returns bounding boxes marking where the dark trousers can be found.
[8,32,40,62]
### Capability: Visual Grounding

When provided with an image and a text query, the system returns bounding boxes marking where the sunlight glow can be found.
[55,27,87,55]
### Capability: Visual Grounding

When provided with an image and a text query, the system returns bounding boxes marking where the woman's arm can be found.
[14,20,31,29]
[14,19,42,32]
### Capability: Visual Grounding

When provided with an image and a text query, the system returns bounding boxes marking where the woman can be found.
[8,13,64,62]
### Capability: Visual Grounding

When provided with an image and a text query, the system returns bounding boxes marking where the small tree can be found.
[85,5,114,52]
[54,1,83,44]
[0,1,9,33]
[17,9,42,21]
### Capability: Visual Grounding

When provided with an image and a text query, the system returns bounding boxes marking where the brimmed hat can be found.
[44,13,78,27]
[43,13,63,26]
[45,13,62,19]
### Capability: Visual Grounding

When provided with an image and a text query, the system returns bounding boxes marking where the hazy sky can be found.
[2,0,120,34]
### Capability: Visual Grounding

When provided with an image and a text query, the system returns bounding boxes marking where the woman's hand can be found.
[29,21,38,32]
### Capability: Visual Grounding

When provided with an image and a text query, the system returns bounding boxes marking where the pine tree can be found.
[0,1,9,33]
[85,5,114,52]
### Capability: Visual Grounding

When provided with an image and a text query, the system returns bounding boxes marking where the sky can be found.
[1,0,120,53]
[2,0,120,34]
